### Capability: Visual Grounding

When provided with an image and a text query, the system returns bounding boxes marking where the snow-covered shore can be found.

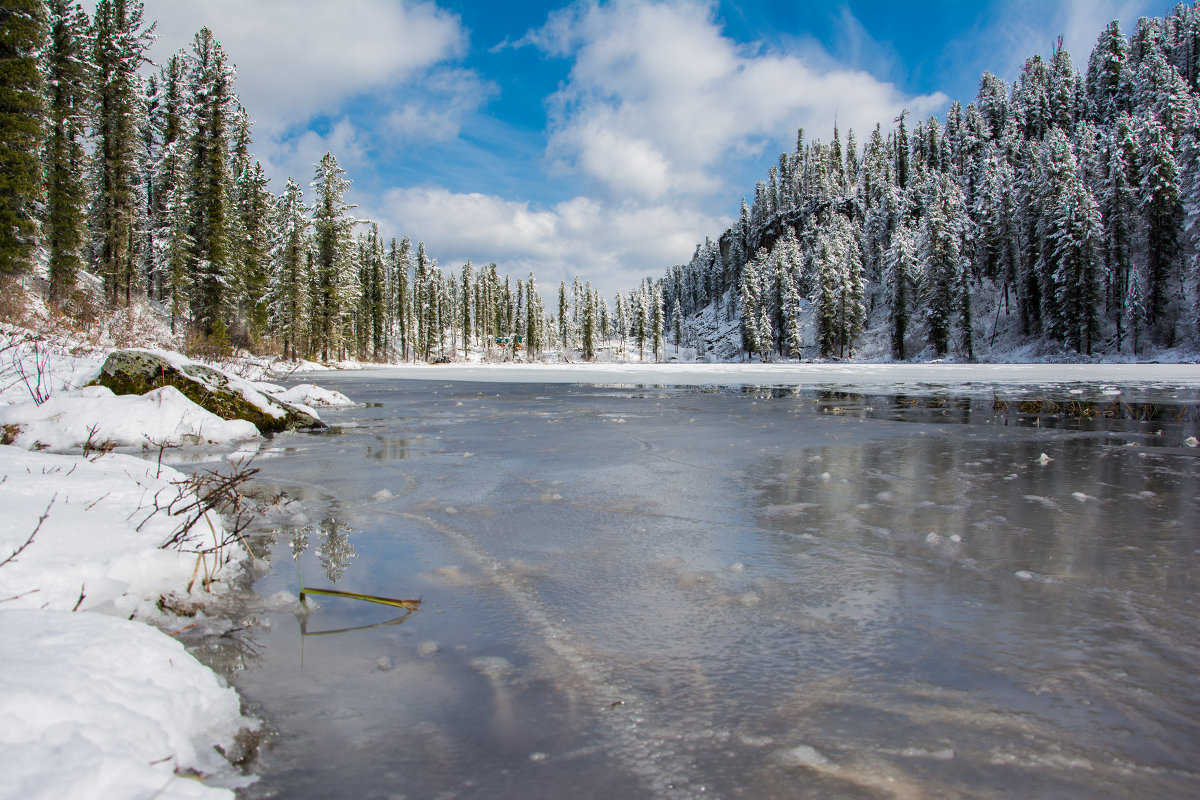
[302,360,1200,395]
[0,331,351,799]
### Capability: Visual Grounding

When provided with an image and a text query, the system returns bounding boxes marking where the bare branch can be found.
[1,494,56,569]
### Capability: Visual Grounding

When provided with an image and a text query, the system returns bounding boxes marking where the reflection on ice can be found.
[223,376,1200,799]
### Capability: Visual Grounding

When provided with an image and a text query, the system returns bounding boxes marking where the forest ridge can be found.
[0,1,1198,363]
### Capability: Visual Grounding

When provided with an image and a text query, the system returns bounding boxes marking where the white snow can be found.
[0,444,256,798]
[0,447,236,615]
[314,361,1200,393]
[0,385,259,452]
[0,609,246,800]
[266,382,354,408]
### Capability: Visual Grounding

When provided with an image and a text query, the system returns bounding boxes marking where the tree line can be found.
[659,3,1200,360]
[2,0,674,362]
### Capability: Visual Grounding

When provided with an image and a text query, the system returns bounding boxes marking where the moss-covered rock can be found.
[93,349,325,434]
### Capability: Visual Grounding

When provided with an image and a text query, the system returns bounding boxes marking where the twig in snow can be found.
[1,494,55,569]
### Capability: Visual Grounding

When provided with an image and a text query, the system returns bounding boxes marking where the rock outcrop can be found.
[93,349,325,434]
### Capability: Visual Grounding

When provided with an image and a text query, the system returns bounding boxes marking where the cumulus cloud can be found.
[521,0,948,201]
[138,0,467,133]
[372,187,729,297]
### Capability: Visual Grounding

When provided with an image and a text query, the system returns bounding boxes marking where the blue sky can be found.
[134,0,1166,297]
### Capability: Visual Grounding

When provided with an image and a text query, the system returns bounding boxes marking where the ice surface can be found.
[232,373,1200,800]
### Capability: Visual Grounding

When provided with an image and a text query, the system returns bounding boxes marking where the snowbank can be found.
[0,447,239,615]
[0,385,260,453]
[0,609,247,800]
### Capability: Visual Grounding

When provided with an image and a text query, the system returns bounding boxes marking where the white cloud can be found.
[385,69,499,143]
[258,118,371,190]
[373,187,729,297]
[137,0,467,133]
[524,0,948,202]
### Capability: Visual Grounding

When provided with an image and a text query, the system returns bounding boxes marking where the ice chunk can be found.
[771,744,830,768]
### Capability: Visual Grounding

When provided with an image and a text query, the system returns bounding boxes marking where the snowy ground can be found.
[311,360,1200,395]
[0,329,352,799]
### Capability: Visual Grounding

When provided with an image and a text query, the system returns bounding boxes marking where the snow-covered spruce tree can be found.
[458,260,471,358]
[1138,115,1185,344]
[613,291,627,354]
[185,27,236,336]
[392,236,412,360]
[161,181,193,335]
[362,223,385,359]
[884,224,917,360]
[812,214,864,359]
[42,0,90,303]
[0,0,46,279]
[311,152,355,362]
[525,272,540,361]
[146,53,186,305]
[671,296,682,354]
[90,0,152,305]
[651,284,664,362]
[268,178,307,361]
[1046,146,1104,354]
[1183,126,1200,339]
[739,250,763,360]
[917,174,967,357]
[582,280,596,360]
[230,110,274,348]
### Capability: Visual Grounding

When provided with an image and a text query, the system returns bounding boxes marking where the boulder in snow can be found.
[93,349,325,433]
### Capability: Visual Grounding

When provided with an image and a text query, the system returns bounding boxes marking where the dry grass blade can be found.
[299,586,421,610]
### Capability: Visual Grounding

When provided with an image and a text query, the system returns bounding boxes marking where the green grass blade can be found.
[300,586,421,610]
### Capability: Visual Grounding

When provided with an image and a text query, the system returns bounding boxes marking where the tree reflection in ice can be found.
[316,517,356,584]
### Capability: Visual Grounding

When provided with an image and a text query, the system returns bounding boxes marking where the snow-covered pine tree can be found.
[651,283,664,362]
[311,152,355,361]
[90,0,152,304]
[0,0,46,278]
[1137,115,1184,343]
[268,178,307,361]
[185,27,236,335]
[582,279,596,361]
[884,224,917,360]
[1087,20,1132,122]
[42,0,90,302]
[459,260,472,358]
[230,112,274,348]
[739,250,763,360]
[918,174,968,356]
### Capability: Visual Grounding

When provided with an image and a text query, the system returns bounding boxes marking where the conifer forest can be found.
[1,0,1198,363]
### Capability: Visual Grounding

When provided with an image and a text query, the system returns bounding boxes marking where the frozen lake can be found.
[222,366,1200,799]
